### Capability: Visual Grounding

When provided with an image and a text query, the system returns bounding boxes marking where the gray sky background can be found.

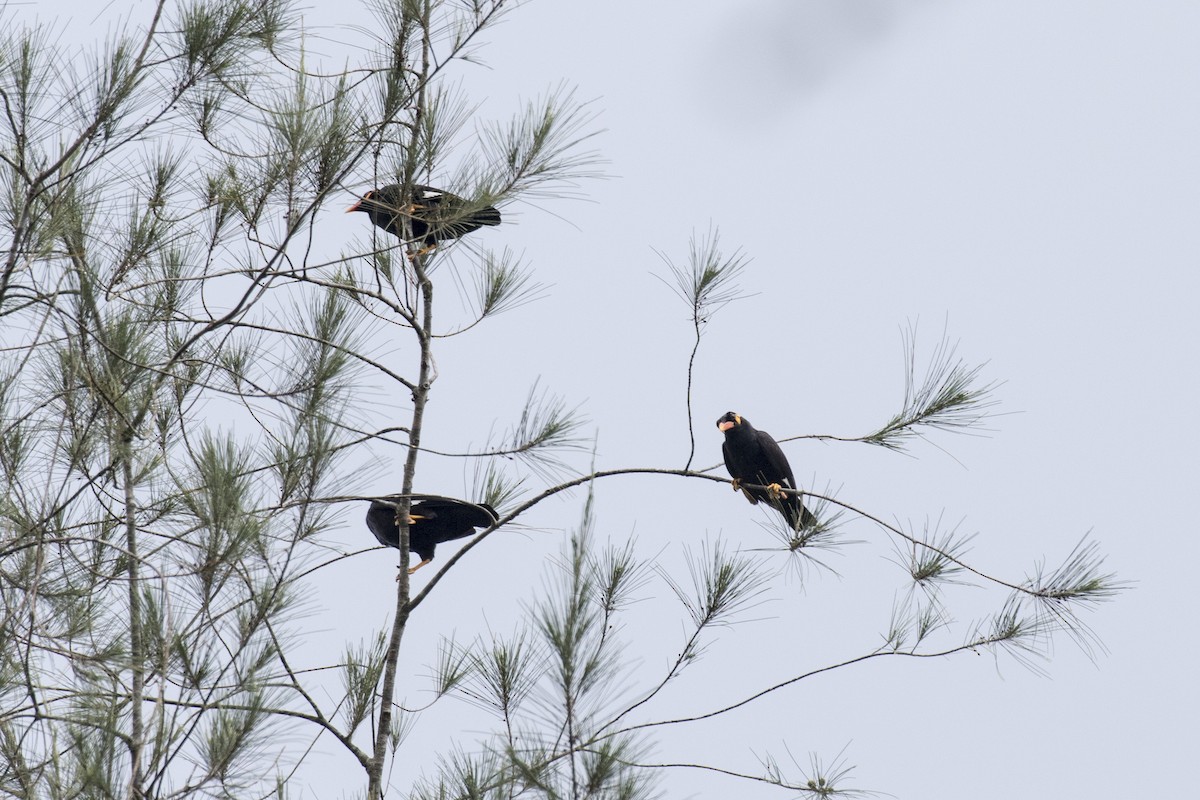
[42,0,1199,797]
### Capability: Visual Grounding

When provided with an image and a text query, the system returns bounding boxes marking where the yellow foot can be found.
[395,558,433,580]
[767,483,784,501]
[731,479,742,492]
[407,244,438,261]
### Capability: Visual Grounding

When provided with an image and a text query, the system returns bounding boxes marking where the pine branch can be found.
[654,227,748,471]
[866,326,998,450]
[782,325,999,454]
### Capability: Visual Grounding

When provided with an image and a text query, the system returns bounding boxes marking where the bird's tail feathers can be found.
[473,206,502,226]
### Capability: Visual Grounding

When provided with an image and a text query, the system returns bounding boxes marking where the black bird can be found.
[717,411,816,530]
[347,184,501,245]
[366,495,499,574]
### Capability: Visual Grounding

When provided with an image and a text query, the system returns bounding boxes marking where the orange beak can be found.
[718,421,735,432]
[346,200,362,212]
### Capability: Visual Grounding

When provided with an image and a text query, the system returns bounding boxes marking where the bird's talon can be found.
[408,244,438,261]
[731,479,742,492]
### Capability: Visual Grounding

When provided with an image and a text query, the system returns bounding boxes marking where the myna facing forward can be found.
[717,411,816,530]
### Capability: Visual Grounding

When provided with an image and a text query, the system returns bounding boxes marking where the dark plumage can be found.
[366,495,499,574]
[717,411,816,530]
[347,184,501,245]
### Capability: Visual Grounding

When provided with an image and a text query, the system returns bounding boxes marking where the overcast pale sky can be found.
[41,1,1200,798]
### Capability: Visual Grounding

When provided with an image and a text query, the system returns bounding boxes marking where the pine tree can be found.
[0,2,1120,798]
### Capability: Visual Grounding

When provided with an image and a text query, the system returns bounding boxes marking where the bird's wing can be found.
[757,430,797,493]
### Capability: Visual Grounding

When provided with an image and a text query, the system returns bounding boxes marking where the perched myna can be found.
[717,411,816,530]
[366,495,499,574]
[348,184,501,245]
